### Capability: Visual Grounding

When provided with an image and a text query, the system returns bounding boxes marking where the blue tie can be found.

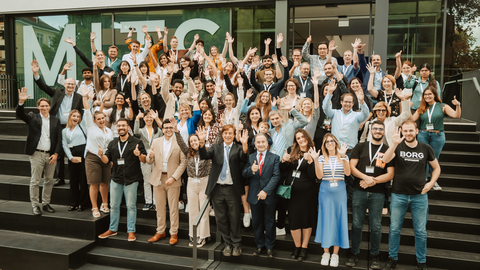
[220,145,231,181]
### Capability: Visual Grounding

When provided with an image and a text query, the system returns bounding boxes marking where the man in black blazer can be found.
[242,133,281,258]
[32,60,83,186]
[16,88,63,216]
[199,124,249,257]
[293,62,317,99]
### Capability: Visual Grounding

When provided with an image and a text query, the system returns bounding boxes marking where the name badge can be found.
[63,112,69,116]
[292,171,301,178]
[300,92,306,98]
[194,178,201,183]
[205,142,210,148]
[68,143,73,148]
[426,124,434,130]
[365,166,375,173]
[271,150,276,154]
[320,71,326,76]
[117,158,125,165]
[340,129,347,134]
[174,112,180,118]
[330,181,338,187]
[324,119,331,125]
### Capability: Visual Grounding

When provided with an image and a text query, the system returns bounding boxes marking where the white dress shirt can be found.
[37,113,51,151]
[162,136,173,172]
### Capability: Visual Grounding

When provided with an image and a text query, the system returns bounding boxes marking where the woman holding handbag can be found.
[279,129,316,262]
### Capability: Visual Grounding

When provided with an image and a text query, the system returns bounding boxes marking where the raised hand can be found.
[452,95,461,106]
[277,33,284,45]
[196,126,207,142]
[191,92,199,101]
[293,59,301,68]
[327,80,337,95]
[328,40,337,52]
[252,56,260,69]
[313,67,321,79]
[351,38,361,49]
[136,110,144,121]
[271,96,278,107]
[356,43,366,51]
[271,54,278,65]
[98,145,104,156]
[90,32,96,41]
[226,33,234,44]
[133,144,141,156]
[304,152,313,163]
[246,88,254,99]
[125,98,132,106]
[31,60,40,75]
[18,87,32,103]
[251,160,259,174]
[145,35,152,49]
[149,147,155,159]
[80,85,90,97]
[282,100,293,111]
[311,76,319,86]
[356,91,365,104]
[194,34,200,42]
[282,149,291,162]
[366,62,376,74]
[237,76,244,86]
[163,27,169,36]
[337,142,348,157]
[166,62,174,74]
[306,35,312,44]
[63,37,76,46]
[264,38,272,46]
[155,26,162,37]
[183,66,191,79]
[215,84,222,97]
[240,129,249,145]
[392,126,404,145]
[142,25,148,34]
[394,88,405,101]
[395,50,402,59]
[131,53,137,65]
[410,65,417,75]
[150,110,159,120]
[63,61,74,71]
[280,56,288,67]
[88,89,95,100]
[308,147,321,161]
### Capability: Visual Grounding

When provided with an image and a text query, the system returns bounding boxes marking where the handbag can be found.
[276,158,304,199]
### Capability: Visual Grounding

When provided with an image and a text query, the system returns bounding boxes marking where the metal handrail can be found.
[192,194,221,270]
[444,77,480,96]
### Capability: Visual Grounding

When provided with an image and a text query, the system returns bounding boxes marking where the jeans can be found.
[417,130,445,179]
[351,189,384,255]
[388,193,428,263]
[109,181,139,233]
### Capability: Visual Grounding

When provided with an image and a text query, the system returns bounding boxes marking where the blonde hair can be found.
[321,133,341,165]
[299,98,314,120]
[178,103,192,118]
[66,110,82,129]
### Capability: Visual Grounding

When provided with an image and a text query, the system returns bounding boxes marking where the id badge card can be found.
[324,119,331,125]
[64,112,69,117]
[271,150,276,154]
[68,143,73,148]
[292,171,301,178]
[340,129,347,134]
[205,142,210,148]
[330,181,338,187]
[320,71,326,76]
[117,158,125,165]
[174,112,180,118]
[300,92,306,98]
[426,124,434,130]
[365,166,375,173]
[194,178,201,183]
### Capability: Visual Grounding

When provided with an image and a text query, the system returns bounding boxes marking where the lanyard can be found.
[299,76,308,93]
[318,57,325,70]
[225,108,234,124]
[194,156,200,176]
[252,127,257,135]
[296,157,304,171]
[108,58,117,67]
[342,65,350,75]
[118,141,128,158]
[120,77,127,91]
[329,157,338,179]
[99,89,109,102]
[369,142,384,166]
[385,91,394,106]
[69,125,78,142]
[427,102,436,124]
[264,83,273,92]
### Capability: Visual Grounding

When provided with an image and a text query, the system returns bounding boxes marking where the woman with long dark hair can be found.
[103,93,133,135]
[404,63,442,112]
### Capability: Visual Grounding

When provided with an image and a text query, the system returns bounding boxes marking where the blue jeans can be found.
[351,189,384,255]
[109,181,138,233]
[388,193,428,263]
[417,130,445,179]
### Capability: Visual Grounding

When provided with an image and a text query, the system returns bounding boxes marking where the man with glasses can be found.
[293,62,316,99]
[346,120,394,269]
[337,38,361,81]
[302,36,337,82]
[275,33,303,78]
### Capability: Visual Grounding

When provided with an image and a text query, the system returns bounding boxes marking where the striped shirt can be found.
[271,127,286,156]
[319,155,349,180]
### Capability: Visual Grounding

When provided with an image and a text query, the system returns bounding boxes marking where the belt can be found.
[422,129,440,134]
[217,183,233,187]
[36,149,49,153]
[162,172,168,175]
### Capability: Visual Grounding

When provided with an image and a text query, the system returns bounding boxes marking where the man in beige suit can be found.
[146,118,186,245]
[161,63,196,120]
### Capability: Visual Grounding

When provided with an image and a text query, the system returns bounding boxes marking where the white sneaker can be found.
[276,227,286,236]
[209,208,215,216]
[321,253,330,266]
[185,204,189,213]
[330,254,339,267]
[178,202,185,210]
[433,182,442,191]
[243,213,251,227]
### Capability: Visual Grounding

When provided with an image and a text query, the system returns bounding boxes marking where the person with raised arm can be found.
[404,63,442,112]
[175,93,201,144]
[357,43,386,96]
[57,62,95,95]
[121,27,151,70]
[302,35,338,82]
[92,58,117,111]
[163,27,196,65]
[367,63,402,117]
[102,93,133,135]
[161,62,197,120]
[312,134,350,267]
[16,87,62,216]
[320,62,349,110]
[240,90,276,125]
[394,50,415,98]
[380,121,441,270]
[250,56,290,99]
[298,74,321,140]
[198,125,249,257]
[276,33,303,78]
[91,32,120,75]
[81,86,114,218]
[337,38,361,81]
[409,87,461,191]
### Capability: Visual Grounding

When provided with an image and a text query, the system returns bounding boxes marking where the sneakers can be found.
[276,227,286,236]
[370,254,381,269]
[381,257,398,270]
[142,204,152,211]
[243,212,251,227]
[178,201,185,210]
[345,252,359,267]
[321,253,330,266]
[330,254,339,267]
[416,263,429,270]
[209,208,215,216]
[433,182,442,191]
[197,237,207,248]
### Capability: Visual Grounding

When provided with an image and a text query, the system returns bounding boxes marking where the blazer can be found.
[242,151,281,205]
[199,142,248,197]
[293,75,316,100]
[146,136,186,187]
[161,76,197,120]
[133,120,164,149]
[16,104,62,156]
[34,77,83,116]
[358,52,386,94]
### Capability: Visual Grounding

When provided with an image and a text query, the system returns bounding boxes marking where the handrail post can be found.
[192,195,211,270]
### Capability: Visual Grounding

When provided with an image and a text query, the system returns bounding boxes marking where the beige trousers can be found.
[153,174,180,235]
[187,175,210,239]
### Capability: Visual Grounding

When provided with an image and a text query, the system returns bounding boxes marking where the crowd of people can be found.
[17,26,463,270]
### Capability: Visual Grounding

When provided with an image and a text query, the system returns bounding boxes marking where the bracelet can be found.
[167,72,171,75]
[134,64,138,67]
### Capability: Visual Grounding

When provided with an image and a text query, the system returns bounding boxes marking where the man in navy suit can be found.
[16,87,62,216]
[242,133,281,258]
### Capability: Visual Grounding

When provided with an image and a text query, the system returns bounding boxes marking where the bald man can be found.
[32,60,84,186]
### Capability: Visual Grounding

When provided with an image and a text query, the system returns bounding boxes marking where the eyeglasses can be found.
[163,127,174,130]
[325,140,335,145]
[372,128,384,131]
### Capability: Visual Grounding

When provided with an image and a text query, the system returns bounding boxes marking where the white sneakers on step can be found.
[321,253,339,267]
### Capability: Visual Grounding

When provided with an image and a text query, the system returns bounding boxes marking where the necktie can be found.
[220,145,231,181]
[259,153,263,175]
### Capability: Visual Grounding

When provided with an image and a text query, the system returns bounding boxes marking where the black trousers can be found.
[54,124,67,180]
[211,184,242,247]
[68,145,89,207]
[251,200,276,250]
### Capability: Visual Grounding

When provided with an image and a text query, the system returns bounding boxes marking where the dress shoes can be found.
[32,206,42,216]
[253,247,266,256]
[169,234,178,245]
[128,232,136,242]
[222,245,232,256]
[148,232,166,243]
[53,179,65,186]
[77,206,85,212]
[68,206,78,211]
[232,246,242,256]
[267,249,275,258]
[98,230,117,239]
[42,204,55,213]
